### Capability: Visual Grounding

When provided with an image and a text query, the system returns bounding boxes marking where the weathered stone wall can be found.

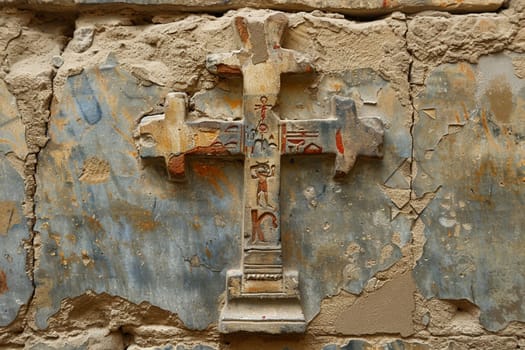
[0,0,524,348]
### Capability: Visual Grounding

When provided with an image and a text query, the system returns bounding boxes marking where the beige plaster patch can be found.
[335,272,416,336]
[79,157,111,184]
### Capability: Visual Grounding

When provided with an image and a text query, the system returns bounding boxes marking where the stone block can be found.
[0,0,504,15]
[323,340,429,350]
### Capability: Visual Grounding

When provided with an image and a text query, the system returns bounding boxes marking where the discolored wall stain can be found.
[485,78,512,123]
[69,73,103,125]
[0,269,7,294]
[109,200,160,233]
[0,79,29,159]
[191,162,238,198]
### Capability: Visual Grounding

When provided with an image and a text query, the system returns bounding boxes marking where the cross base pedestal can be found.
[219,270,306,333]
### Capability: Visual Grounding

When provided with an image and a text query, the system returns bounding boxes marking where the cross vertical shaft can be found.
[207,14,313,289]
[206,14,313,332]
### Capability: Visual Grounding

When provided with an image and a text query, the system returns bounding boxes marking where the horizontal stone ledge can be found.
[0,0,505,15]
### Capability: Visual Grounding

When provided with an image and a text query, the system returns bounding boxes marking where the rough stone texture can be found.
[26,328,124,349]
[128,345,215,350]
[0,0,505,16]
[323,340,429,350]
[0,2,524,350]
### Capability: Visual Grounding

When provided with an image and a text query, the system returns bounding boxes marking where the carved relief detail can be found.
[137,13,385,334]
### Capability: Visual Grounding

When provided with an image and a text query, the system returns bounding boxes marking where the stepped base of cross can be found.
[219,269,306,333]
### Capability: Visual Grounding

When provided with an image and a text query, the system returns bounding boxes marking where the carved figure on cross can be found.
[251,161,275,209]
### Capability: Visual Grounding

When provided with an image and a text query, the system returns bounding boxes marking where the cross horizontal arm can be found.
[137,92,244,180]
[206,51,243,76]
[280,96,384,177]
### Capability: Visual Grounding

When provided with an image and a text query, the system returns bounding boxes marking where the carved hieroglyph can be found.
[138,13,384,333]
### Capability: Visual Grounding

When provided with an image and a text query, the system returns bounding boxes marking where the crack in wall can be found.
[0,11,78,332]
[1,28,22,67]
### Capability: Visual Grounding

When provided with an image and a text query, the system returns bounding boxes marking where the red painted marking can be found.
[336,129,344,154]
[216,64,241,75]
[235,17,249,43]
[286,130,319,138]
[303,143,322,154]
[287,139,305,145]
[258,123,268,132]
[168,143,230,179]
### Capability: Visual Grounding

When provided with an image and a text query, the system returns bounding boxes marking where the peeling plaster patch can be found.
[382,185,438,222]
[413,54,525,331]
[69,26,94,53]
[407,14,515,92]
[0,79,28,159]
[79,157,110,184]
[379,186,410,209]
[422,298,486,336]
[511,55,525,79]
[485,79,512,124]
[335,272,416,336]
[130,61,170,87]
[438,216,456,228]
[383,158,411,190]
[192,79,243,121]
[476,55,525,104]
[421,108,436,120]
[26,328,123,350]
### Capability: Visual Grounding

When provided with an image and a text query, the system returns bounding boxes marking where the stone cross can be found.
[137,13,384,334]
